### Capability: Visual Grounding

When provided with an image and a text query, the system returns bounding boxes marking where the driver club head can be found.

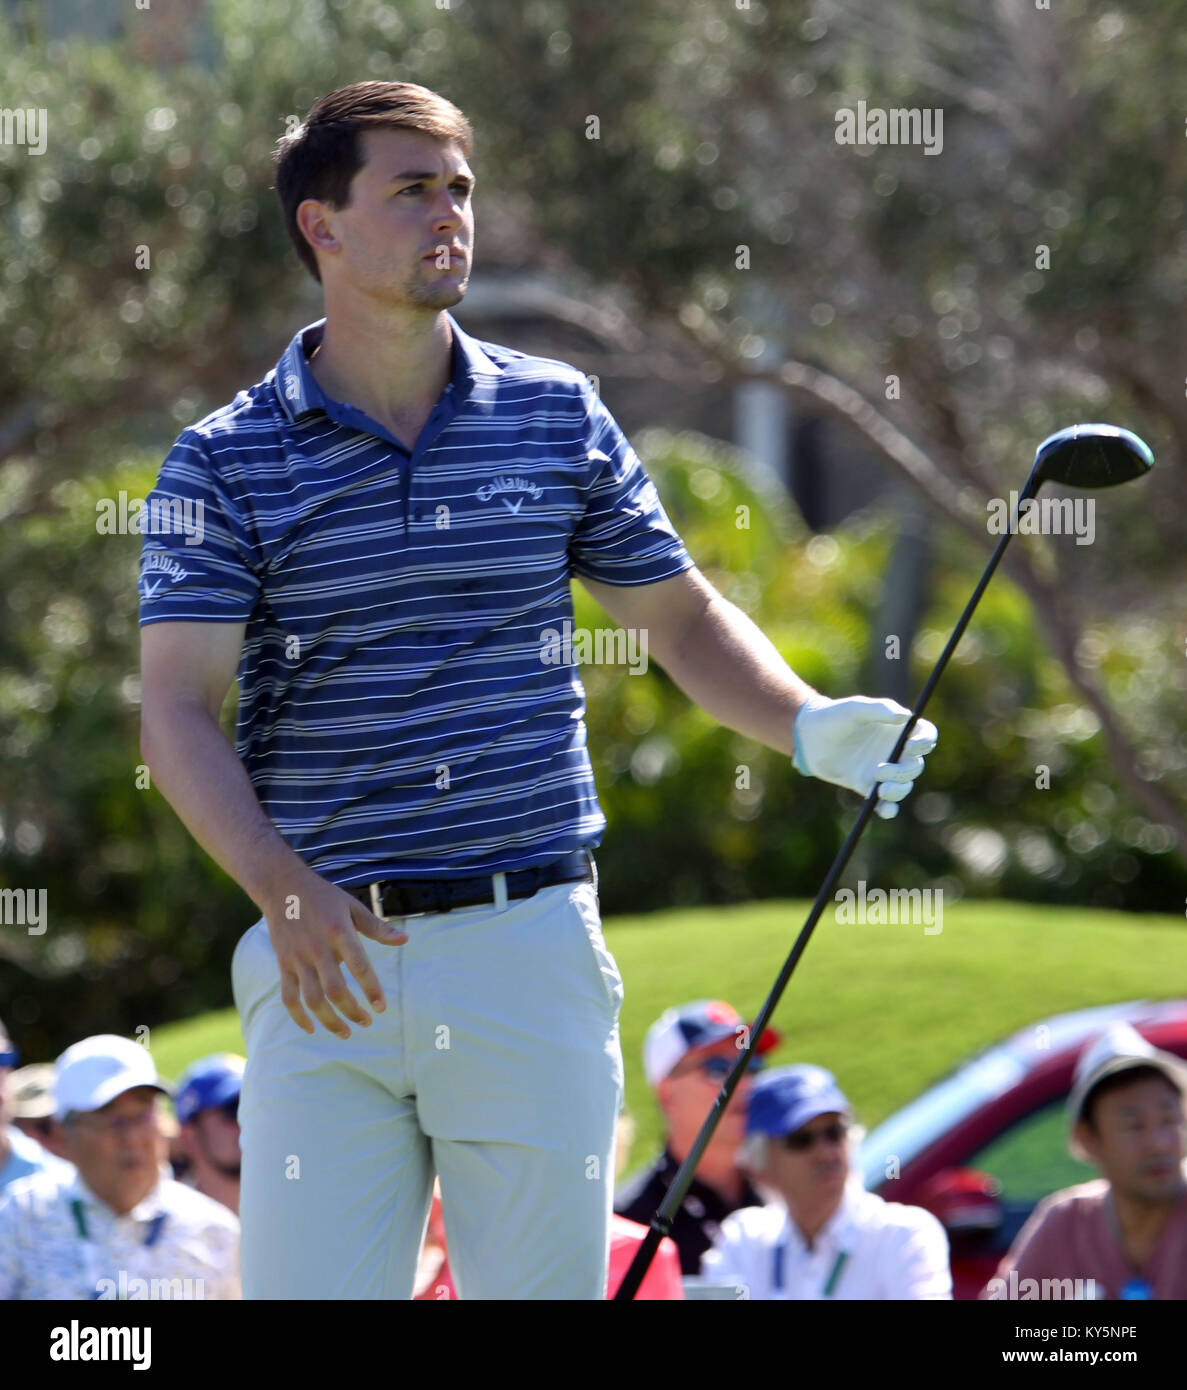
[1033,423,1154,490]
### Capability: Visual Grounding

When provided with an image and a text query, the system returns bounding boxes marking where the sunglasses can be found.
[780,1121,848,1152]
[683,1055,766,1081]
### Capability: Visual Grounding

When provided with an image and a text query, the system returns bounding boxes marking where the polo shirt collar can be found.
[273,312,502,424]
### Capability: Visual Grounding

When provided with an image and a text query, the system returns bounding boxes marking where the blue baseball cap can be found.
[173,1053,245,1125]
[746,1065,850,1138]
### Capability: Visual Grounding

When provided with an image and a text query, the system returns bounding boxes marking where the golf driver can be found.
[614,423,1153,1300]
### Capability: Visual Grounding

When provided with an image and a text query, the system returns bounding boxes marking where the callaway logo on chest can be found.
[474,474,544,515]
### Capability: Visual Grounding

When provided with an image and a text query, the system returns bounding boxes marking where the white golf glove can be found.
[792,693,938,820]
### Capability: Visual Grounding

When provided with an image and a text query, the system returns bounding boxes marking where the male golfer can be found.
[138,80,938,1300]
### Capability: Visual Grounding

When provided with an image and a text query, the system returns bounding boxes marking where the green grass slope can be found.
[144,900,1185,1180]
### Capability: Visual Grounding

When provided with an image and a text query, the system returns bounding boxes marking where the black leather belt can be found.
[346,849,595,918]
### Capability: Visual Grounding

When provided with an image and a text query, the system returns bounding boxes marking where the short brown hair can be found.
[273,81,474,282]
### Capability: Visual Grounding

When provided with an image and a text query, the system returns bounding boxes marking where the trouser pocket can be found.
[568,878,624,1015]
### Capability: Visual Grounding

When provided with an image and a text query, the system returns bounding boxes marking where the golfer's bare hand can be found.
[260,868,408,1039]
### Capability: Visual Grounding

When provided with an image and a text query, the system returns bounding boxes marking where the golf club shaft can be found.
[615,473,1041,1300]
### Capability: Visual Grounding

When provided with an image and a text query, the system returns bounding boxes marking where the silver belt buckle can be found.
[369,882,385,919]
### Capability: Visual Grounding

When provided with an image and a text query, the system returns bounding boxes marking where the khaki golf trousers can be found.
[232,877,625,1299]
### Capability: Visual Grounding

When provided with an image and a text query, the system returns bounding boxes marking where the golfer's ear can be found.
[296,198,335,250]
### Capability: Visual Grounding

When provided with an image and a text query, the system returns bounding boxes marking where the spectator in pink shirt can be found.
[984,1023,1187,1301]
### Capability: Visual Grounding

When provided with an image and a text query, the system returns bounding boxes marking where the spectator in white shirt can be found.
[0,1034,240,1300]
[701,1065,951,1299]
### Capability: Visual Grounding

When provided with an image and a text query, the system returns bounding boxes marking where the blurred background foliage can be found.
[582,436,1185,919]
[0,0,1183,1054]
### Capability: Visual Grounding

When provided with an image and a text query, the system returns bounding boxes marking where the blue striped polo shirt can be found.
[138,314,694,882]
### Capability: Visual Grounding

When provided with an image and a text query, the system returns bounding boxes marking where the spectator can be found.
[173,1054,244,1215]
[701,1065,951,1299]
[984,1023,1187,1301]
[8,1064,71,1160]
[608,1106,683,1299]
[0,1022,73,1191]
[615,1000,778,1274]
[0,1034,240,1300]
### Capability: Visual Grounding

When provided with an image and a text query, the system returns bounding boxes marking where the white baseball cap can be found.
[54,1034,171,1120]
[1066,1022,1187,1161]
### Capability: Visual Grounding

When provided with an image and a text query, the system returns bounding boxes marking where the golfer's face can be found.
[769,1111,850,1206]
[1083,1077,1185,1202]
[319,127,474,307]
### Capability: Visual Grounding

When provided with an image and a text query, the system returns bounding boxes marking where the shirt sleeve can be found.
[137,429,261,626]
[884,1209,952,1299]
[698,1212,757,1298]
[568,383,695,587]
